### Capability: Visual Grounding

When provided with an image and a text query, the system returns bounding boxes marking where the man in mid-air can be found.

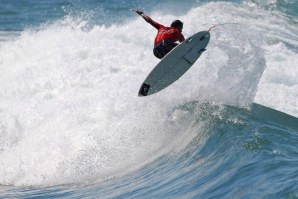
[133,9,185,59]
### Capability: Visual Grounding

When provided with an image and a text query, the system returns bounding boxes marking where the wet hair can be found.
[171,20,183,29]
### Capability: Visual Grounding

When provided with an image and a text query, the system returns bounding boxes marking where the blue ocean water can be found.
[0,0,297,198]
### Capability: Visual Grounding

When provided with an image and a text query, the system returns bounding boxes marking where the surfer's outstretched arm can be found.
[132,9,153,23]
[132,9,161,29]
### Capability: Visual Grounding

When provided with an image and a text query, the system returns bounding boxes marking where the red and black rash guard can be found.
[149,20,185,46]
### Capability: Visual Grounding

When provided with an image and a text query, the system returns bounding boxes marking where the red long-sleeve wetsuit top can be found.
[149,20,185,46]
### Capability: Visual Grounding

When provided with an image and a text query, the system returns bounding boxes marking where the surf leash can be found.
[208,25,218,32]
[207,22,242,32]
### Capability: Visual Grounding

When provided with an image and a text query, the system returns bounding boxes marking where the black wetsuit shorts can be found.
[153,40,178,59]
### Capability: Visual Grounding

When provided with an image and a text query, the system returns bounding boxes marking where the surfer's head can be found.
[171,20,183,32]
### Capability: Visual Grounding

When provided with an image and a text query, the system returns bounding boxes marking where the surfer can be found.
[133,9,185,59]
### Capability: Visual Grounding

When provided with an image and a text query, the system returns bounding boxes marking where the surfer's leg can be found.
[153,42,165,59]
[163,42,178,55]
[153,40,178,59]
[153,47,164,59]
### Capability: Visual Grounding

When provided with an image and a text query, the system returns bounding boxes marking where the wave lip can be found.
[2,102,295,198]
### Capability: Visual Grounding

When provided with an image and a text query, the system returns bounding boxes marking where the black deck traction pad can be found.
[139,83,151,96]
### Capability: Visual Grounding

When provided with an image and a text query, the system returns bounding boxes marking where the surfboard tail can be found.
[138,83,151,96]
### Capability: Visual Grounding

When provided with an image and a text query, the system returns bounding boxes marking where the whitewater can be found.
[0,0,297,198]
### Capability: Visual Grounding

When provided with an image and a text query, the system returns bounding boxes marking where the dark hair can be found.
[171,20,183,29]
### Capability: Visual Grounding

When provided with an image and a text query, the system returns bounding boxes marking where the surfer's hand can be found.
[132,9,144,16]
[132,9,152,23]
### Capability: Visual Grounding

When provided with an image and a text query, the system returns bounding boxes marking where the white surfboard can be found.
[138,30,210,96]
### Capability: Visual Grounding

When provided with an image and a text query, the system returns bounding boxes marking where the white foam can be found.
[0,31,20,42]
[0,16,197,186]
[181,2,298,116]
[255,43,298,116]
[240,2,298,116]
